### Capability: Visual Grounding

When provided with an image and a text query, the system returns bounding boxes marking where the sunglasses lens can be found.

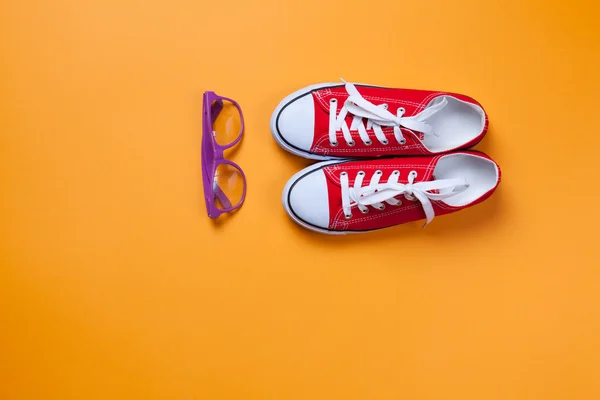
[213,163,245,210]
[211,99,242,146]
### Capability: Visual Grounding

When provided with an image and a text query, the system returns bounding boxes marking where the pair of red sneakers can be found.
[271,80,501,234]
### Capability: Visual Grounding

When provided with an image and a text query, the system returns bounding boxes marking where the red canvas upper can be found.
[321,151,500,231]
[310,85,488,157]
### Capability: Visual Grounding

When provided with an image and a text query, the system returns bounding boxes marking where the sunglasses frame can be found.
[201,91,246,218]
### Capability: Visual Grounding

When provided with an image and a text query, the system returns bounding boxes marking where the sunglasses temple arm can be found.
[212,181,232,209]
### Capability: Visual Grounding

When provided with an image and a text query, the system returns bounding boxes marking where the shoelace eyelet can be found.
[365,140,372,146]
[330,98,337,104]
[382,139,389,145]
[330,141,339,147]
[382,103,388,109]
[348,140,355,147]
[410,170,418,178]
[377,204,386,211]
[375,170,383,175]
[360,208,369,214]
[392,170,400,175]
[399,107,406,114]
[344,213,352,219]
[340,171,348,177]
[358,171,365,176]
[399,138,407,145]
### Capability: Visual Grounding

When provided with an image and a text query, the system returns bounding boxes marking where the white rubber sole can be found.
[270,82,345,161]
[282,159,365,235]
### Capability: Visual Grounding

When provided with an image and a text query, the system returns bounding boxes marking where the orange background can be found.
[1,0,599,399]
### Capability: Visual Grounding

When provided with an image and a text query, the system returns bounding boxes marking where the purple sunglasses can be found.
[202,91,247,218]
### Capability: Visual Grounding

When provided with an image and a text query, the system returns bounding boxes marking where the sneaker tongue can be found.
[429,175,439,194]
[428,174,465,197]
[417,170,444,195]
[414,97,448,137]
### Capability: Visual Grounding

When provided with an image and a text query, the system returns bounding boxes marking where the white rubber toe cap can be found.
[276,93,315,152]
[288,169,330,229]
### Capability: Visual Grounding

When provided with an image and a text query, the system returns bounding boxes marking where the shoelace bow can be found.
[329,79,447,147]
[340,169,469,226]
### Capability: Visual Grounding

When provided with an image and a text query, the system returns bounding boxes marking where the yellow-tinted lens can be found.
[211,99,241,146]
[213,163,244,210]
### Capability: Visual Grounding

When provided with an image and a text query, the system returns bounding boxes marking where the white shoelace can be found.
[329,80,447,147]
[340,169,469,226]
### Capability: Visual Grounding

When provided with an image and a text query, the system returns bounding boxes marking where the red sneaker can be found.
[283,151,500,234]
[271,80,488,160]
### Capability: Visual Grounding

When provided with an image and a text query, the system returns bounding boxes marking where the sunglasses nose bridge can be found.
[213,146,224,159]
